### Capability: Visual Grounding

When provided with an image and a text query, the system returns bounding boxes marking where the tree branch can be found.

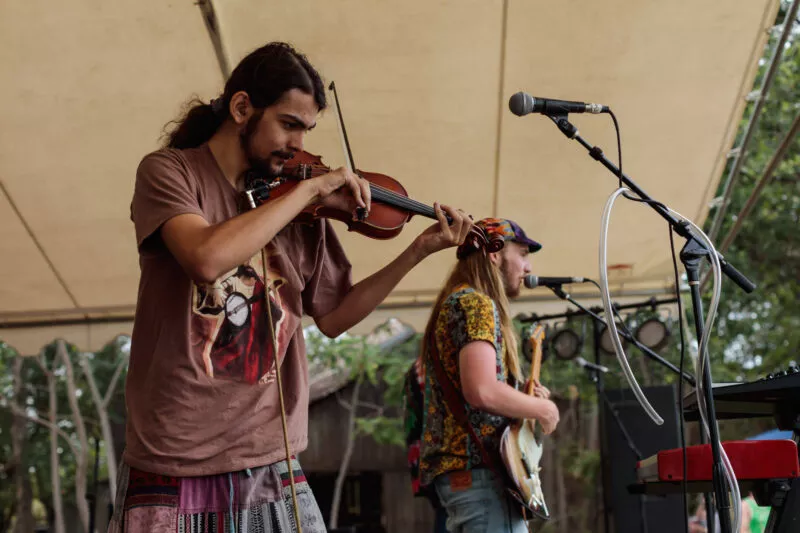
[102,354,128,407]
[33,353,50,375]
[330,373,364,529]
[4,404,79,458]
[57,340,90,532]
[354,400,385,415]
[334,391,353,411]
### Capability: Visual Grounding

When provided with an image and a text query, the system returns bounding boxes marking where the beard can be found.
[499,262,521,299]
[239,111,292,179]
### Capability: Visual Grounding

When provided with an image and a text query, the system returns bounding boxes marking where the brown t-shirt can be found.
[124,144,352,476]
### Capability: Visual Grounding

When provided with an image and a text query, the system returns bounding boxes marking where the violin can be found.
[241,82,502,254]
[244,150,451,239]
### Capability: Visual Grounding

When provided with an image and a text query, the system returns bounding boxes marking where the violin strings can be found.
[281,165,439,220]
[370,186,431,209]
[299,166,437,218]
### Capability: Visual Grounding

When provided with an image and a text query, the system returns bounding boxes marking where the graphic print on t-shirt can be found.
[192,245,288,385]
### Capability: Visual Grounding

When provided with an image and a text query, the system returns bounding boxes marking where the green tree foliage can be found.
[704,17,800,385]
[0,336,129,532]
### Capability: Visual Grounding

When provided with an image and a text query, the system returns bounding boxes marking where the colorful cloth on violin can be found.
[418,284,513,487]
[106,457,325,533]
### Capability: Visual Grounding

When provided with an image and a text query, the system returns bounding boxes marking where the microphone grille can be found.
[509,92,534,116]
[523,275,538,289]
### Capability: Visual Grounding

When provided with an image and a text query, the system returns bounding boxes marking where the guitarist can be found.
[418,218,560,532]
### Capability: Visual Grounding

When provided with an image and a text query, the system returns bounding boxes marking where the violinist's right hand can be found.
[310,167,371,216]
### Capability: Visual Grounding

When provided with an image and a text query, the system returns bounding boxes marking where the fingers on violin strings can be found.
[457,209,472,244]
[434,202,452,237]
[347,171,366,209]
[433,201,445,222]
[443,205,465,244]
[359,176,371,213]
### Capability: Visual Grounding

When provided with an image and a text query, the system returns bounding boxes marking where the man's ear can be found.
[488,250,502,266]
[229,91,253,125]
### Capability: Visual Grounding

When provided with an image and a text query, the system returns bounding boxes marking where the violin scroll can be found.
[457,225,505,260]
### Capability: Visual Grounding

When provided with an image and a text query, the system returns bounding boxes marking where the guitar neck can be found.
[531,350,543,383]
[525,325,545,396]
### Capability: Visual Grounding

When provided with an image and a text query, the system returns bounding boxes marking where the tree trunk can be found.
[34,464,54,533]
[555,434,568,533]
[636,354,653,387]
[329,374,363,530]
[11,356,34,533]
[58,341,90,532]
[0,501,15,533]
[47,365,66,533]
[587,400,599,451]
[79,355,118,503]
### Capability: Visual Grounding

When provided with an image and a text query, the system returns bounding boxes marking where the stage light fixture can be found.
[550,327,583,360]
[598,321,630,355]
[634,316,671,351]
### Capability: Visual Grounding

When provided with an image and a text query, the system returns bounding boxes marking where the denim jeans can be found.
[434,469,529,533]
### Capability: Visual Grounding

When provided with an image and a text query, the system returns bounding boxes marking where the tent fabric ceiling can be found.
[0,1,778,353]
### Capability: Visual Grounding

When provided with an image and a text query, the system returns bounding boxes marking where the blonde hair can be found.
[421,249,522,382]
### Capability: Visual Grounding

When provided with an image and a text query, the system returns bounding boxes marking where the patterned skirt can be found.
[107,457,326,533]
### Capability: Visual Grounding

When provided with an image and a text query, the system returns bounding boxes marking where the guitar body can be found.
[500,324,550,520]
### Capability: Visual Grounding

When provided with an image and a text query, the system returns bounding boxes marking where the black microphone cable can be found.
[609,109,623,190]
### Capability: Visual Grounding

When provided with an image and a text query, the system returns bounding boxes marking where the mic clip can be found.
[548,115,578,139]
[575,357,610,374]
[549,285,569,300]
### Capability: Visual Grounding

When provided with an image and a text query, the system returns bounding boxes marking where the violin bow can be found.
[329,81,367,220]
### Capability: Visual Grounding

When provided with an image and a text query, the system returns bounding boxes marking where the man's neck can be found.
[207,125,247,189]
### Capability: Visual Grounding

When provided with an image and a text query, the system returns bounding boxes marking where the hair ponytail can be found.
[161,42,326,149]
[163,97,226,149]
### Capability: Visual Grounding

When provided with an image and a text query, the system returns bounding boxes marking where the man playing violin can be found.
[417,218,560,533]
[109,41,472,533]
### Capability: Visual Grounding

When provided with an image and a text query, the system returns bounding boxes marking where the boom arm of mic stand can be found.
[545,114,755,294]
[548,285,696,387]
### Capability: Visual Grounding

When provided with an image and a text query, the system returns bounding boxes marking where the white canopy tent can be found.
[0,0,777,353]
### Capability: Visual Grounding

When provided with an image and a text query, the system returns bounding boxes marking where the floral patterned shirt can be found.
[419,284,511,486]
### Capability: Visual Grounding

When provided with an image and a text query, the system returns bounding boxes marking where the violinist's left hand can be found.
[413,203,473,257]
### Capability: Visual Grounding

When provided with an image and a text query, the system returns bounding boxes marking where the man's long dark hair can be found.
[163,42,326,149]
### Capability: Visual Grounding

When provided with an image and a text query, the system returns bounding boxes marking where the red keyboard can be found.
[637,439,799,483]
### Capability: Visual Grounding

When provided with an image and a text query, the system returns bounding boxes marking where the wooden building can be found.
[302,378,436,533]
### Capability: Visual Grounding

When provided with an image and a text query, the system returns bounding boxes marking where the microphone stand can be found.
[542,113,757,533]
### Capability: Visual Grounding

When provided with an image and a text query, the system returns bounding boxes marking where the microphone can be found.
[509,91,609,116]
[574,357,610,374]
[524,275,586,289]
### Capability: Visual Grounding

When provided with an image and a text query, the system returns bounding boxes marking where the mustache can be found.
[272,151,294,161]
